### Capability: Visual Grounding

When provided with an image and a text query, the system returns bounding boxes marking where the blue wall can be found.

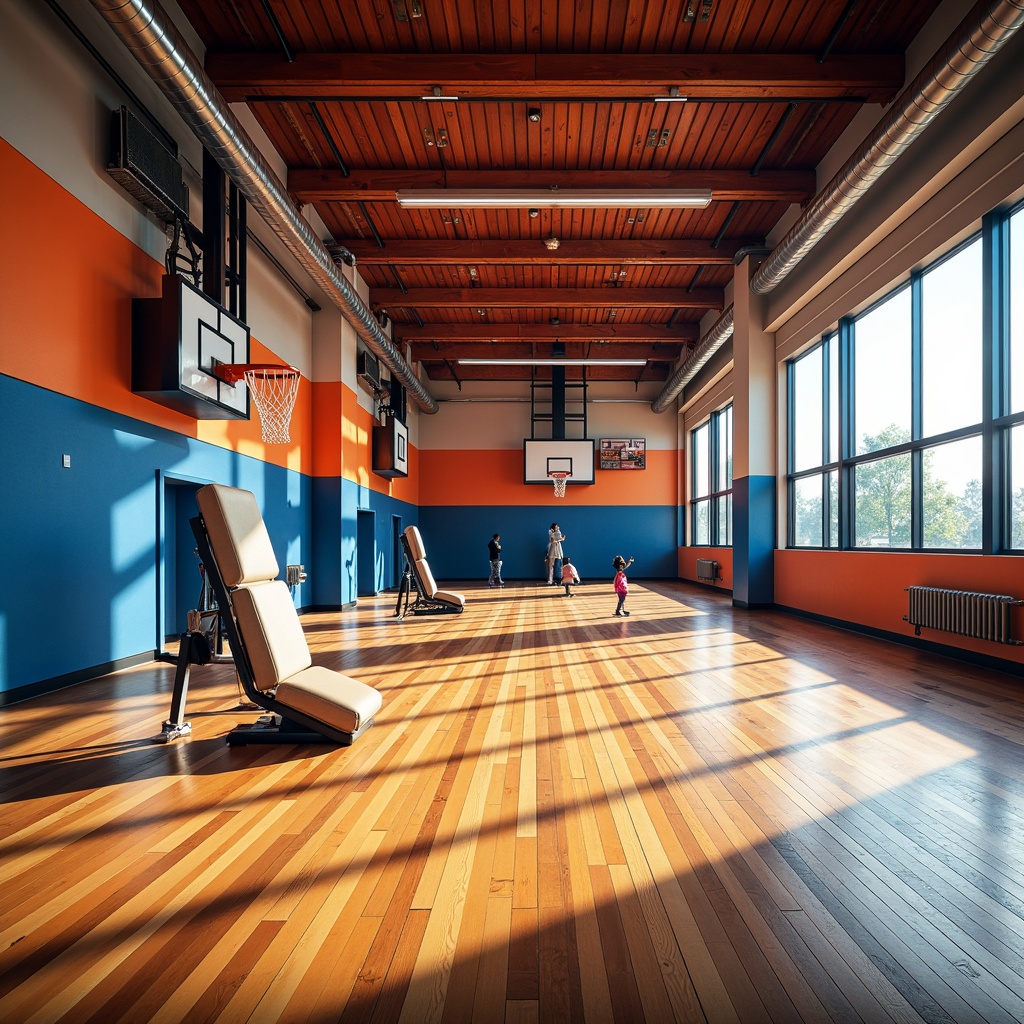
[418,504,678,582]
[0,375,312,699]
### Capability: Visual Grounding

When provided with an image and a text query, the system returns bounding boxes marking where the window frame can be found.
[690,403,733,547]
[785,202,1024,555]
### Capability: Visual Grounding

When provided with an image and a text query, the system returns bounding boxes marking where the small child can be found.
[612,555,634,616]
[561,556,581,597]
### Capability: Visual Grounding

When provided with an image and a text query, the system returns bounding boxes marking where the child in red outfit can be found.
[613,555,634,616]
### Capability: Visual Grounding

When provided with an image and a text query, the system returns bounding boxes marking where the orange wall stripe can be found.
[418,448,676,506]
[679,546,734,589]
[0,138,311,473]
[776,549,1024,666]
[337,381,419,502]
[312,380,343,477]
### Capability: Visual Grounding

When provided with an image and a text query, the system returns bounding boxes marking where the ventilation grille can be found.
[904,586,1021,645]
[107,106,188,224]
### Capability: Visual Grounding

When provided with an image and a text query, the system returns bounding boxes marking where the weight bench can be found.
[189,483,382,746]
[394,525,465,617]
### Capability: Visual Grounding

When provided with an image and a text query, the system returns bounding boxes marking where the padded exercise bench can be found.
[394,525,465,618]
[188,483,382,746]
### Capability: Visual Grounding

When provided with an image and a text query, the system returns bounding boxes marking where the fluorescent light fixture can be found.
[421,94,459,100]
[654,87,688,102]
[459,358,648,366]
[396,189,712,209]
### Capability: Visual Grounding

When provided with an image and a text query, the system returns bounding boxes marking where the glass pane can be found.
[694,500,710,545]
[717,405,733,489]
[693,424,710,498]
[725,406,733,487]
[1012,423,1024,550]
[828,337,839,463]
[793,475,823,547]
[854,453,911,547]
[828,469,839,547]
[1011,209,1024,415]
[854,289,911,455]
[922,240,983,435]
[792,346,823,471]
[715,493,731,546]
[922,435,983,549]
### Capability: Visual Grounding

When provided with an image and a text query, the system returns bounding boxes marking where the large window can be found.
[788,202,1024,554]
[691,405,732,546]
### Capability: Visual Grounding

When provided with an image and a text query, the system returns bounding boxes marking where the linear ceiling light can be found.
[396,189,712,209]
[458,358,648,366]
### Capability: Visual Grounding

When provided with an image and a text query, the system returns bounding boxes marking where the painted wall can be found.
[0,3,421,698]
[776,551,1024,669]
[415,382,680,580]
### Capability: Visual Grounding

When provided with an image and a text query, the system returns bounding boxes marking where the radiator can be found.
[904,586,1022,645]
[696,558,720,583]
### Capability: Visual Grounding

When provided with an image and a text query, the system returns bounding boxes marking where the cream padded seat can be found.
[397,525,465,615]
[196,483,382,744]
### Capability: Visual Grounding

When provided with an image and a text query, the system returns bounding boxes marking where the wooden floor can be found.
[2,580,1024,1023]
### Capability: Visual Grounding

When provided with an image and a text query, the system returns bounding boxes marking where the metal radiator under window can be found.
[696,558,721,583]
[904,586,1022,645]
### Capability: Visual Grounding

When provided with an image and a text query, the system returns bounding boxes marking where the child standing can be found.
[612,555,634,616]
[560,556,581,597]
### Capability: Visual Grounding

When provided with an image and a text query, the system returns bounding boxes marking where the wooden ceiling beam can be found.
[292,169,813,204]
[329,238,761,267]
[208,52,903,103]
[396,323,699,343]
[420,363,671,382]
[373,286,723,310]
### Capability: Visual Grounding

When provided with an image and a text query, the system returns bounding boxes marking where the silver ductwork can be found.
[87,0,438,414]
[651,306,733,414]
[752,0,1024,295]
[654,0,1024,412]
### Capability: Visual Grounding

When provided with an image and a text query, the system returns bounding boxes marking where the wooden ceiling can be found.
[176,0,937,383]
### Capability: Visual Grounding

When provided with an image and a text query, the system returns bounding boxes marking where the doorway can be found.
[357,509,377,597]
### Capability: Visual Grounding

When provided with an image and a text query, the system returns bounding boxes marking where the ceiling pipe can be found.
[650,306,733,414]
[86,0,438,414]
[653,0,1024,412]
[752,0,1024,295]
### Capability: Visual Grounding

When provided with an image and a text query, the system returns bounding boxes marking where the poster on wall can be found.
[598,438,646,470]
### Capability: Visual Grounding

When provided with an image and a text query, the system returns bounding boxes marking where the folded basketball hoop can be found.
[214,363,300,444]
[548,470,571,498]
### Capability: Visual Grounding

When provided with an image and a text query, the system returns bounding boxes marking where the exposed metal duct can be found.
[751,0,1024,295]
[652,0,1024,413]
[86,0,438,414]
[651,306,733,414]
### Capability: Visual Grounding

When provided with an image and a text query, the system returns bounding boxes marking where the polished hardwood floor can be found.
[2,579,1023,1023]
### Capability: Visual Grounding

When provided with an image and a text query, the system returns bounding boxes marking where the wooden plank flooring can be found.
[2,580,1023,1023]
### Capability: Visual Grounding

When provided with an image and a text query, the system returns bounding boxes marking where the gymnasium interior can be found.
[2,0,1024,1020]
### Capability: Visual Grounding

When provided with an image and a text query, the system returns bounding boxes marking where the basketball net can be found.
[214,363,300,444]
[549,471,570,498]
[245,367,300,443]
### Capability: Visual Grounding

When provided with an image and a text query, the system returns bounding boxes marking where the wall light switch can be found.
[62,454,71,468]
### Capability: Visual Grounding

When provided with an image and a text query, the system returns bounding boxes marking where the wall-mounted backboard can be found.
[523,439,595,484]
[132,274,250,419]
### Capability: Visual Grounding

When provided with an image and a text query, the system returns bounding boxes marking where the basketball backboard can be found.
[523,439,595,484]
[133,274,250,419]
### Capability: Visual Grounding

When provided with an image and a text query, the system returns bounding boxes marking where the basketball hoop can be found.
[214,363,300,444]
[548,470,571,498]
